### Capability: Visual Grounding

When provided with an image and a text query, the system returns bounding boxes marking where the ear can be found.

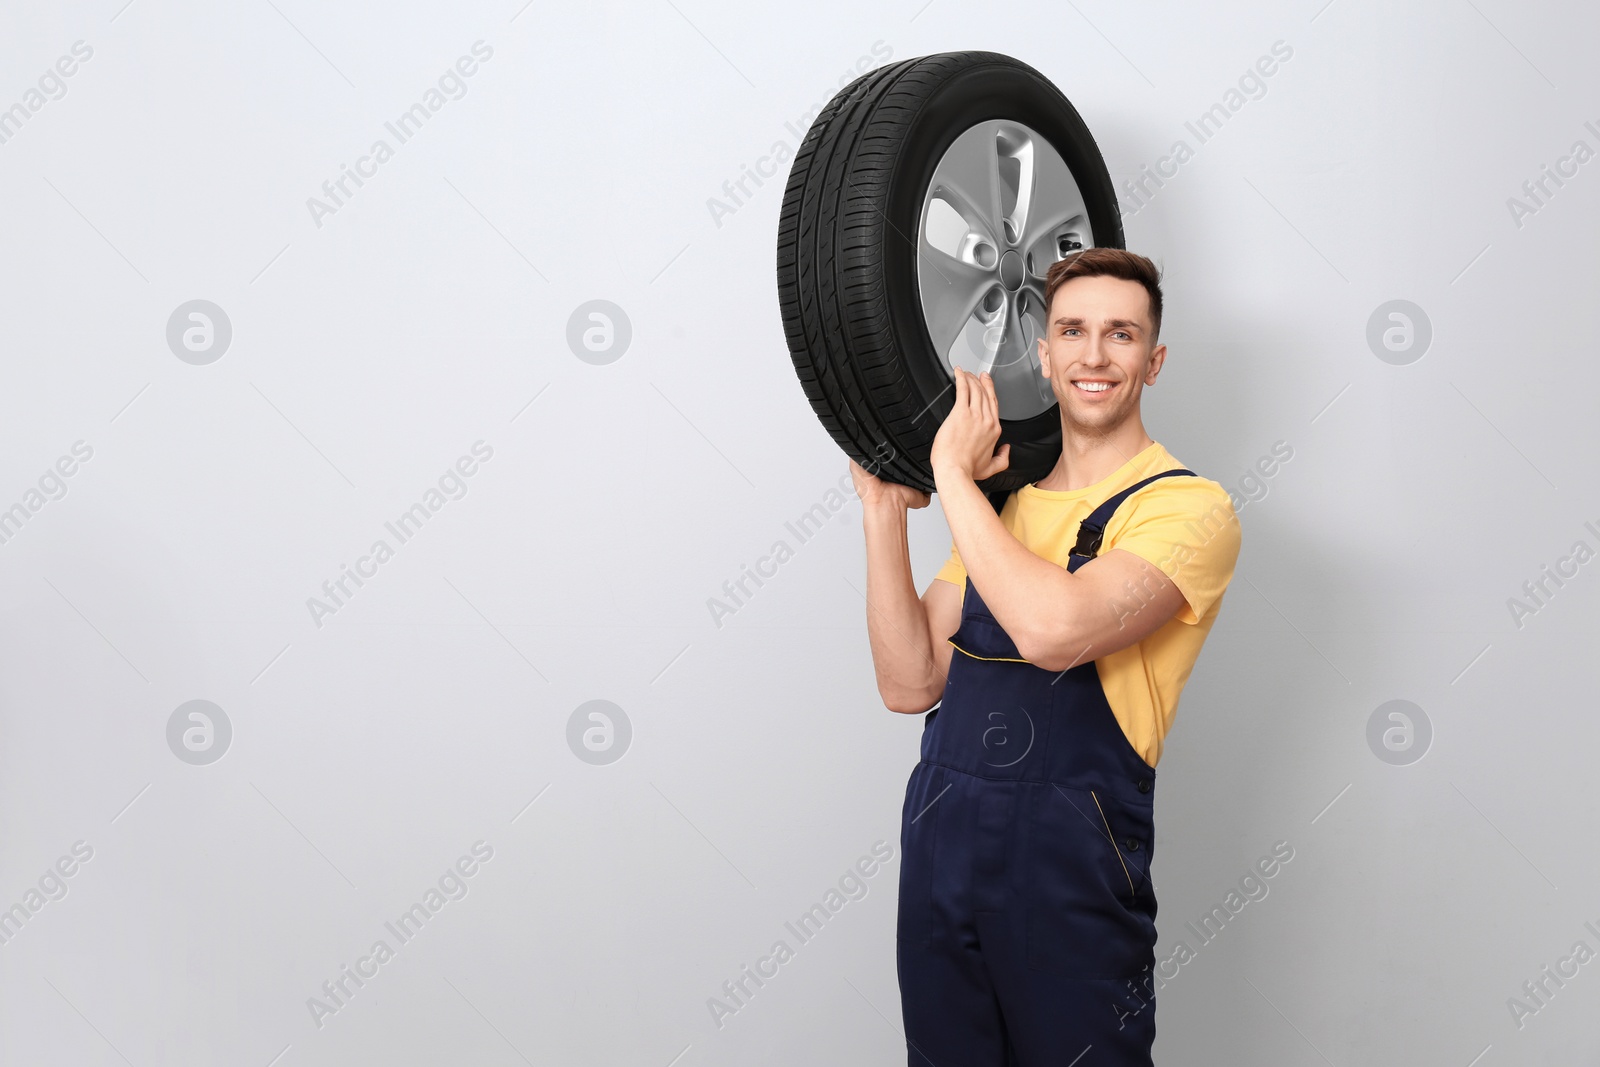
[1144,342,1167,385]
[1037,336,1053,378]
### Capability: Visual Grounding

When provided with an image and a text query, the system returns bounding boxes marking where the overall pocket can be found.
[1023,783,1157,979]
[947,581,1028,663]
[948,614,1028,663]
[1090,788,1154,902]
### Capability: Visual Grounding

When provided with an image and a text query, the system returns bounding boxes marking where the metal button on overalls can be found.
[896,470,1193,1067]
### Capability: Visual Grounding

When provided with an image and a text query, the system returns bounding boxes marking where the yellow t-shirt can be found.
[933,440,1241,768]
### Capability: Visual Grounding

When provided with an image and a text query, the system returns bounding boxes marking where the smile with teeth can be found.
[1072,379,1117,394]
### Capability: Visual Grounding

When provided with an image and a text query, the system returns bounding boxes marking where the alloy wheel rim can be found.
[916,119,1095,420]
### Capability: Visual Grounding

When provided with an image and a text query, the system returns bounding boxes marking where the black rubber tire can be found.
[776,51,1123,495]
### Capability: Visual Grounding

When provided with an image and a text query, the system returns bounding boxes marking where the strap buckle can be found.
[1071,522,1105,559]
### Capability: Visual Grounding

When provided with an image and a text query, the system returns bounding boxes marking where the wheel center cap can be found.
[999,249,1024,291]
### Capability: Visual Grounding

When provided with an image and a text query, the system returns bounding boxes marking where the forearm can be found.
[934,469,1077,661]
[861,504,943,712]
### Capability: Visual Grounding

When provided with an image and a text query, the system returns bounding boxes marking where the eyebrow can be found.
[1051,316,1144,332]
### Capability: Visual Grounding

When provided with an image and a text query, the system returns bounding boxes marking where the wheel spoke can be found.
[927,120,1003,245]
[997,128,1035,245]
[1018,144,1091,273]
[919,243,998,361]
[990,292,1055,413]
[949,300,1003,378]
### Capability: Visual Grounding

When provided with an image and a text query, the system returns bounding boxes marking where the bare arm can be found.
[931,368,1189,671]
[937,467,1186,670]
[852,461,961,714]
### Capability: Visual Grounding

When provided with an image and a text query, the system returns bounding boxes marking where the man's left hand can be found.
[931,367,1011,483]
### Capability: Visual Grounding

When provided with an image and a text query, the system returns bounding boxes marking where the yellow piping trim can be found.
[1092,789,1139,899]
[946,639,1029,664]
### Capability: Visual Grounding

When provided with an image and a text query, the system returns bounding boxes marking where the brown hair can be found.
[1043,248,1164,341]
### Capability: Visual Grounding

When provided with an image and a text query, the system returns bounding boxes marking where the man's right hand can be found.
[849,458,931,511]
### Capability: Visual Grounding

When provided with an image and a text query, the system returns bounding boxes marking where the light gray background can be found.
[1,0,1596,1064]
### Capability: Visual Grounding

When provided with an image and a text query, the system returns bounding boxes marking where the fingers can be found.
[980,443,1011,480]
[940,368,1008,483]
[959,367,979,417]
[959,367,996,422]
[953,367,1000,421]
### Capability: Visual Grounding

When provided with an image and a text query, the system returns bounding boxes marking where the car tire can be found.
[777,51,1123,495]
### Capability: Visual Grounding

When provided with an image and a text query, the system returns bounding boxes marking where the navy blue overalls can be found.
[897,470,1195,1066]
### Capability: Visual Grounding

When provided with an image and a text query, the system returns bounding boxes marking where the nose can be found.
[1080,337,1111,367]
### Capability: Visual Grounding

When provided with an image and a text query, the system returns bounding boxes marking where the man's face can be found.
[1037,274,1166,435]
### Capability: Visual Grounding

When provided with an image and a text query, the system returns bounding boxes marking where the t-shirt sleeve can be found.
[1104,478,1242,625]
[933,541,967,588]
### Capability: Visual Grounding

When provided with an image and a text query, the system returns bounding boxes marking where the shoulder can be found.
[1133,469,1236,520]
[1138,447,1236,515]
[1109,457,1242,622]
[1110,461,1242,564]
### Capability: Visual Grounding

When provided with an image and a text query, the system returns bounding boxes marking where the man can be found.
[850,248,1241,1064]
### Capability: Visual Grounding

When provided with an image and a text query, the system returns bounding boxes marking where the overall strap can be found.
[1068,468,1196,565]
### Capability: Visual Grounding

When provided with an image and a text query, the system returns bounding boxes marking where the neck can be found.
[1032,417,1155,492]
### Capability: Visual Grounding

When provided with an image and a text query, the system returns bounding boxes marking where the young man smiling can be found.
[850,248,1241,1064]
